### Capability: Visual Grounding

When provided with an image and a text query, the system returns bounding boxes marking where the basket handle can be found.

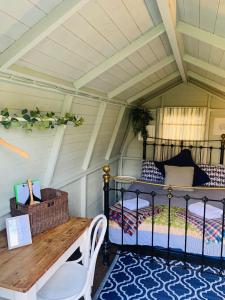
[47,201,55,207]
[27,179,34,205]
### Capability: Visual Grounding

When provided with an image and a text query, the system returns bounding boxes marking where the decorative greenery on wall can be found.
[0,107,84,131]
[130,107,153,140]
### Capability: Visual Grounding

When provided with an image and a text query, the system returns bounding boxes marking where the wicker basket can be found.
[10,188,69,235]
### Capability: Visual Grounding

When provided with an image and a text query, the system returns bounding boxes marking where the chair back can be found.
[84,214,107,286]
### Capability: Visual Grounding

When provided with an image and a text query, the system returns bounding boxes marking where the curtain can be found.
[157,107,207,141]
[155,107,208,162]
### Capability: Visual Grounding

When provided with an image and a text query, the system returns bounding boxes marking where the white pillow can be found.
[164,165,194,191]
[188,202,223,220]
[119,198,149,211]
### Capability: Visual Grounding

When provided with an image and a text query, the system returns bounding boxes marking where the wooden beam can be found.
[205,94,211,140]
[120,125,133,157]
[82,102,107,170]
[108,55,174,98]
[127,71,180,103]
[105,106,126,160]
[43,94,73,187]
[189,81,225,105]
[177,21,225,52]
[184,54,225,78]
[139,79,182,105]
[188,71,225,95]
[0,67,130,107]
[155,0,187,82]
[10,64,75,90]
[53,155,119,189]
[0,0,91,71]
[119,117,132,174]
[74,23,165,89]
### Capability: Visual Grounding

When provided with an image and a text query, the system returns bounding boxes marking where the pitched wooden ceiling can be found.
[0,0,225,104]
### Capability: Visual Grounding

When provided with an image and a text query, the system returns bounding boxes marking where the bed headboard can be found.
[143,134,225,165]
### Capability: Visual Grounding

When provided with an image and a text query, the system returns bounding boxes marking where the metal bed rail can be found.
[103,166,225,276]
[143,134,225,164]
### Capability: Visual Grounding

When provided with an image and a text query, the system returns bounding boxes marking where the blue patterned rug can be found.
[94,252,225,300]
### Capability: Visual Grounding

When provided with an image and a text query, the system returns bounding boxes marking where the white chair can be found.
[37,214,107,300]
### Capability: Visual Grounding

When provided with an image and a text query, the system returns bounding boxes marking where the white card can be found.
[6,215,32,250]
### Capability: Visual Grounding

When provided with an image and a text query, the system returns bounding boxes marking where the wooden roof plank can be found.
[177,21,225,52]
[0,0,92,71]
[73,23,165,90]
[108,55,174,98]
[127,71,180,103]
[188,71,225,95]
[184,54,225,79]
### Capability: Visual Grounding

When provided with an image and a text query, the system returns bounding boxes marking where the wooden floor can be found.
[92,249,116,296]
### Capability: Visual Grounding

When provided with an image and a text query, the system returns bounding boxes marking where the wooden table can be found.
[0,217,91,300]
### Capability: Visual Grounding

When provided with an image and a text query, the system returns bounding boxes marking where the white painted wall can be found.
[122,83,225,177]
[0,81,63,219]
[4,80,225,230]
[0,80,127,229]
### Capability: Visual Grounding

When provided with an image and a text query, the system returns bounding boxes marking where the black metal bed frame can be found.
[142,134,225,164]
[102,135,225,275]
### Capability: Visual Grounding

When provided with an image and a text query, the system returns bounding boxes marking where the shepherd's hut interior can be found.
[2,0,225,299]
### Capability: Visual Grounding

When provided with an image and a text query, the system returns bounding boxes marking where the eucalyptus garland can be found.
[0,107,84,131]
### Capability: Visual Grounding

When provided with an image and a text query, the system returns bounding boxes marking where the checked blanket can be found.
[176,210,225,243]
[109,203,162,236]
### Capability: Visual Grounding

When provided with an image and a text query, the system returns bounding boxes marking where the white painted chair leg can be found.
[84,288,92,300]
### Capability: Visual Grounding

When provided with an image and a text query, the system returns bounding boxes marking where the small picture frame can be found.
[6,215,32,250]
[213,118,225,135]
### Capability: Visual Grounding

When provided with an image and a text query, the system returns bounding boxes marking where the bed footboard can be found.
[103,165,225,275]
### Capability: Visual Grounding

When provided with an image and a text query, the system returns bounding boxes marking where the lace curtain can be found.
[157,107,207,141]
[155,107,208,162]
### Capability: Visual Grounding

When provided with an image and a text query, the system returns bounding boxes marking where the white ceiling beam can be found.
[82,102,107,170]
[105,106,126,161]
[43,94,73,187]
[0,68,129,106]
[108,55,174,98]
[184,54,225,79]
[177,22,225,52]
[0,0,91,71]
[188,81,225,105]
[74,23,165,90]
[155,0,187,82]
[127,71,180,103]
[188,71,225,94]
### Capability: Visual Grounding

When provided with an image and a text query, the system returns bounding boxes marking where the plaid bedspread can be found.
[109,203,162,236]
[176,210,224,243]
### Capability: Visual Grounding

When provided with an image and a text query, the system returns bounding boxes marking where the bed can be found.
[109,184,225,258]
[103,135,225,273]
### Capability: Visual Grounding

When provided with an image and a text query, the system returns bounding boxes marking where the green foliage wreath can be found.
[0,107,84,131]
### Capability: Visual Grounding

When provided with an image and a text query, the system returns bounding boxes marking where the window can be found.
[157,107,207,141]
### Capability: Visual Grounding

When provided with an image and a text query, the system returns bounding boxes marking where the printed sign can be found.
[6,215,32,250]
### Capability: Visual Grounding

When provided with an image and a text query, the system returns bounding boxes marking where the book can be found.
[14,180,41,205]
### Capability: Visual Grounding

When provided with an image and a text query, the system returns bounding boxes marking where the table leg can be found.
[13,286,36,300]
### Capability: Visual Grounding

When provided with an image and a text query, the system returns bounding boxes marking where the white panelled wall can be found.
[0,80,128,228]
[3,80,225,229]
[2,0,225,233]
